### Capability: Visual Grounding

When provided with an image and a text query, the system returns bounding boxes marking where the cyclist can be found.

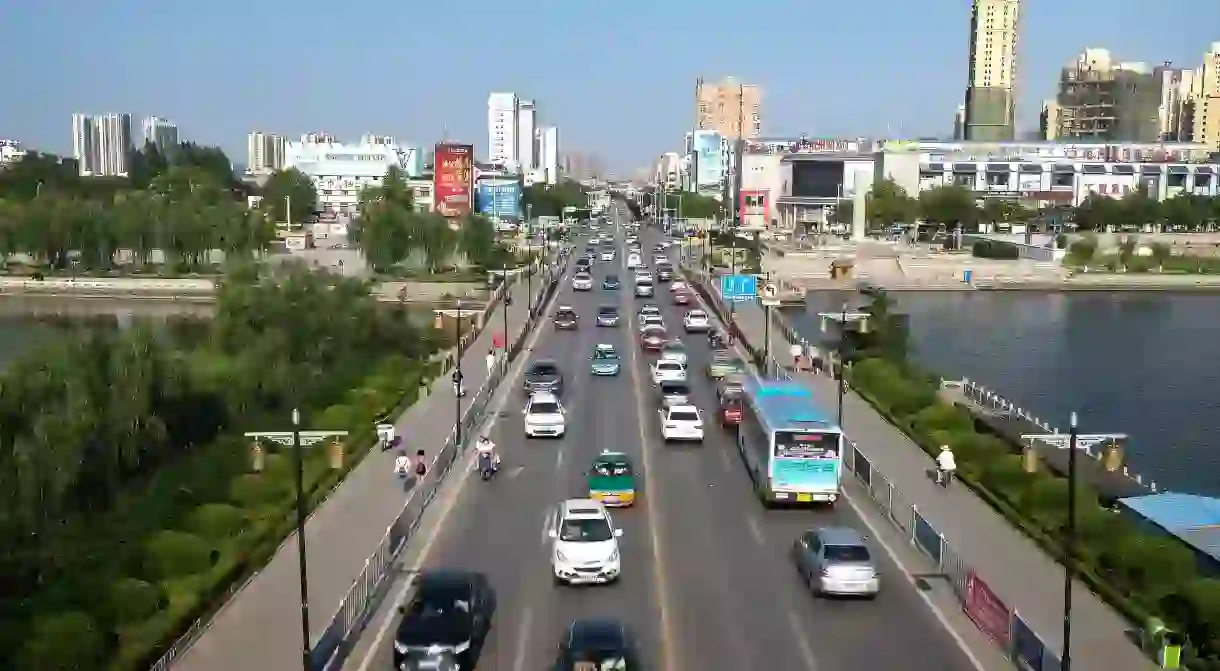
[936,445,957,485]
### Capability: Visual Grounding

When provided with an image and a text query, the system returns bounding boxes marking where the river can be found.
[785,291,1220,497]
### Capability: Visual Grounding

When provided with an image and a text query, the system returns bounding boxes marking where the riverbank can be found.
[0,276,489,303]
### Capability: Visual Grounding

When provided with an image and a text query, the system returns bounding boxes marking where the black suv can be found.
[554,307,579,330]
[552,618,641,671]
[393,570,496,671]
[524,359,564,395]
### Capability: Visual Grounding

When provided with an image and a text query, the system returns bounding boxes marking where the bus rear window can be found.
[773,431,839,458]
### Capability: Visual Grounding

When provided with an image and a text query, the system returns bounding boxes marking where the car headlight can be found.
[555,550,569,562]
[394,641,408,654]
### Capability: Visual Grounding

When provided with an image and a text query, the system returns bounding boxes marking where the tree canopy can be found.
[521,181,587,218]
[349,166,499,274]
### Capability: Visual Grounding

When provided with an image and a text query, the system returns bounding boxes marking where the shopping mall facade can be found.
[734,137,1220,231]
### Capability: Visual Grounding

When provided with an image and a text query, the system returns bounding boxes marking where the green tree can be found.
[261,168,318,223]
[829,199,854,227]
[1149,241,1172,272]
[1067,233,1098,268]
[522,181,587,218]
[457,213,496,268]
[1160,194,1208,231]
[1117,235,1139,271]
[675,192,721,219]
[865,178,916,231]
[918,184,978,229]
[1071,194,1122,232]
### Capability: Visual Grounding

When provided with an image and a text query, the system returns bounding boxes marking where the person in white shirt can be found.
[394,451,410,477]
[936,445,957,484]
[789,343,803,370]
[485,350,498,376]
[475,434,500,470]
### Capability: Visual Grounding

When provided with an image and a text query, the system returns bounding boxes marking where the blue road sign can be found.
[721,274,758,302]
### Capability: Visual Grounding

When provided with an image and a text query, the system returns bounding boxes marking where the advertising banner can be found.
[963,571,1012,648]
[477,179,522,219]
[434,143,473,217]
[693,131,723,189]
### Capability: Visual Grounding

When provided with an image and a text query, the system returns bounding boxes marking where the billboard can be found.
[433,143,473,217]
[693,131,723,189]
[477,179,522,219]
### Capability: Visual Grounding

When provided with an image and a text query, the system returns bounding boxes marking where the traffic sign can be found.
[760,282,780,306]
[721,274,758,302]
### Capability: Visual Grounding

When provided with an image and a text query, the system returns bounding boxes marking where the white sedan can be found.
[572,273,594,291]
[639,313,664,328]
[600,250,615,261]
[660,405,704,442]
[651,359,687,384]
[683,310,711,332]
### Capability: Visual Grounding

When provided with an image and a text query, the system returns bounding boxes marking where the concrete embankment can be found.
[0,277,490,302]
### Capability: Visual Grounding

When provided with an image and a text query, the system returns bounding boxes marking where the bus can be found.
[737,377,844,506]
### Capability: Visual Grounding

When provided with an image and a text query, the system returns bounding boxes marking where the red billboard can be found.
[963,571,1012,648]
[434,143,473,217]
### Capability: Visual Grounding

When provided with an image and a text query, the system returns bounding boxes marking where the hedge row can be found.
[847,356,1220,670]
[19,354,443,671]
[971,239,1020,259]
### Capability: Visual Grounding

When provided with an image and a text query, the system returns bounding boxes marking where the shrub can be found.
[913,403,972,435]
[315,403,357,432]
[144,530,215,580]
[978,453,1030,498]
[229,472,289,510]
[188,503,247,542]
[972,240,1020,259]
[20,611,107,670]
[110,577,164,624]
[262,452,294,482]
[1116,535,1198,600]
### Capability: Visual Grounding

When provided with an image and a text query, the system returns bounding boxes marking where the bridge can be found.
[153,203,1152,671]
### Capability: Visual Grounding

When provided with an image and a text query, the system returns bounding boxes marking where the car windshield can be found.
[658,361,682,370]
[594,350,618,360]
[605,275,618,282]
[530,401,561,415]
[663,342,685,351]
[669,410,699,422]
[644,328,665,338]
[599,307,617,315]
[559,517,613,542]
[530,364,559,377]
[688,311,707,319]
[575,274,591,280]
[661,383,690,396]
[397,594,472,646]
[824,544,872,562]
[570,656,628,670]
[594,461,631,476]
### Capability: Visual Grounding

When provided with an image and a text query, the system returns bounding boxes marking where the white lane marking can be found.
[355,263,567,671]
[785,608,822,671]
[555,448,564,469]
[511,606,534,671]
[682,258,988,671]
[541,510,552,545]
[744,515,765,546]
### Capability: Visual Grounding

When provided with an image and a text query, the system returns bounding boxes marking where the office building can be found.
[142,116,178,152]
[695,77,762,140]
[517,100,537,170]
[488,92,519,165]
[962,0,1020,141]
[1189,42,1220,151]
[72,112,133,176]
[283,136,421,214]
[1051,49,1162,142]
[953,105,967,140]
[246,132,286,175]
[538,126,559,185]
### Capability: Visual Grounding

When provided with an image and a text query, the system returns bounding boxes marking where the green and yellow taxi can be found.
[590,343,622,376]
[706,351,745,379]
[587,450,636,507]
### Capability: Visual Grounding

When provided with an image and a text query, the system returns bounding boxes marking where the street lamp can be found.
[244,412,348,671]
[501,263,511,373]
[836,302,848,427]
[455,301,465,448]
[1063,411,1079,671]
[761,271,772,377]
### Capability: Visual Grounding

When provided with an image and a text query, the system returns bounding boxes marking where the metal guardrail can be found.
[685,263,1064,671]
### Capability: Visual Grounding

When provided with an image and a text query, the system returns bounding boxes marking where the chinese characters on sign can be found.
[433,143,474,218]
[744,137,864,155]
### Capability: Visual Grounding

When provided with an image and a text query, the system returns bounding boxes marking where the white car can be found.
[683,310,711,332]
[549,499,623,585]
[659,340,687,365]
[653,255,668,266]
[638,305,661,318]
[660,405,704,442]
[651,359,687,384]
[670,280,688,293]
[626,253,642,269]
[572,273,594,291]
[524,392,566,438]
[601,250,615,261]
[639,313,664,328]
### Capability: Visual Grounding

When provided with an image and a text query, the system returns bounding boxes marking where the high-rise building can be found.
[72,112,132,176]
[302,132,336,144]
[360,134,396,146]
[142,116,178,152]
[962,0,1020,141]
[1050,49,1162,142]
[246,133,286,175]
[695,77,762,140]
[539,126,559,185]
[1189,42,1220,151]
[487,92,519,165]
[517,100,537,170]
[1040,100,1061,140]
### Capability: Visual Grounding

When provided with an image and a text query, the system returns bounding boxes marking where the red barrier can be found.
[964,570,1012,648]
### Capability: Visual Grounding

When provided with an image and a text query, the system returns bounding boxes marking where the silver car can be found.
[792,527,879,598]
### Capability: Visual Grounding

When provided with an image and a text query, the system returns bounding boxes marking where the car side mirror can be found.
[614,528,624,537]
[548,530,558,538]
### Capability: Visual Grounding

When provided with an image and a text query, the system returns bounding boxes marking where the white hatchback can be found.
[626,253,642,268]
[523,392,566,438]
[683,310,711,332]
[660,405,704,442]
[572,273,594,291]
[549,499,623,585]
[651,359,687,384]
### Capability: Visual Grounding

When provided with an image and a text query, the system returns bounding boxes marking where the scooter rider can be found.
[451,369,464,397]
[476,434,500,471]
[394,450,410,477]
[936,444,957,485]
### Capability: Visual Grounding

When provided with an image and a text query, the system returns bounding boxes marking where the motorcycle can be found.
[478,451,497,481]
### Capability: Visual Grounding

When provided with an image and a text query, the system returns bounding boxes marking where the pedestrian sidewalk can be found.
[172,269,550,671]
[706,280,1153,671]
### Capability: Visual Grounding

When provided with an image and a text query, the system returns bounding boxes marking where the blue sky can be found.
[5,1,1218,174]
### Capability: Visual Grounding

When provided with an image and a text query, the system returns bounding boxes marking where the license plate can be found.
[797,494,812,502]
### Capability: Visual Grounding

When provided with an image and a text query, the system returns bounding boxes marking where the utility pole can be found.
[1064,411,1079,671]
[245,413,348,671]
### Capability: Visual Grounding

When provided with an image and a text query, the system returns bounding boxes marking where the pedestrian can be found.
[414,449,428,478]
[789,343,803,371]
[485,349,497,376]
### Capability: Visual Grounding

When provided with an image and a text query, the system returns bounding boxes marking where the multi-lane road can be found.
[354,206,978,671]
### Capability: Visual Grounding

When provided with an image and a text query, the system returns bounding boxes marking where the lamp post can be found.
[761,271,772,377]
[1063,411,1079,671]
[836,302,848,427]
[729,235,738,316]
[455,300,465,448]
[244,412,348,671]
[501,263,511,374]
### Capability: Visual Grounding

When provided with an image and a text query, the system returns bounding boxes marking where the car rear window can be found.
[670,410,699,422]
[824,544,871,562]
[599,307,617,315]
[662,383,690,395]
[530,401,561,414]
[531,364,558,376]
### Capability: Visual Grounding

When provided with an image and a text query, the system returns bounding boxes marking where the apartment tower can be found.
[1192,42,1220,151]
[694,77,761,140]
[71,113,133,176]
[962,0,1020,141]
[487,92,519,165]
[1052,49,1161,142]
[246,133,286,175]
[517,100,538,170]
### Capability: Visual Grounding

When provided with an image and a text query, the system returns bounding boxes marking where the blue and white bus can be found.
[738,377,844,506]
